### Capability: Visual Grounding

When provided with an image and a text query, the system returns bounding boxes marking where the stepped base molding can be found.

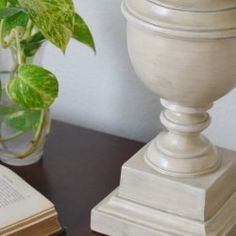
[91,145,236,236]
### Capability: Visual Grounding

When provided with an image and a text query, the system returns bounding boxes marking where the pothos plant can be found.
[0,0,95,158]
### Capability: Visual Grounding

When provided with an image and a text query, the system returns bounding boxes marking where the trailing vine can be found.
[0,0,95,159]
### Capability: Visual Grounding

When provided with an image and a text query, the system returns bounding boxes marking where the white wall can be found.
[43,0,236,150]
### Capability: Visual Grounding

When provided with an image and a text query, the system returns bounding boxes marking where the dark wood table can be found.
[7,121,144,236]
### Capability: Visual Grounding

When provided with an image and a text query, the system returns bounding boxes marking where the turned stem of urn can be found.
[145,99,220,177]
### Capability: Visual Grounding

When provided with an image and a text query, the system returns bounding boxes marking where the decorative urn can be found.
[91,0,236,235]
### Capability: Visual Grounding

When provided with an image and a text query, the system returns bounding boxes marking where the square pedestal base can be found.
[91,146,236,236]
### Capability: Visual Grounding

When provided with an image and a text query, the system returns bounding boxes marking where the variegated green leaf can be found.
[0,7,23,19]
[7,0,18,6]
[7,64,58,109]
[2,11,28,35]
[0,104,42,132]
[0,0,6,8]
[5,111,41,131]
[73,13,96,53]
[21,32,45,57]
[18,0,74,52]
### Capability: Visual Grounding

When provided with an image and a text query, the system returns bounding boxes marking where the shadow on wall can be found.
[97,0,163,142]
[47,0,163,143]
[61,0,236,149]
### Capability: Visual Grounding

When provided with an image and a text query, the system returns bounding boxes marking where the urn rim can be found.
[122,0,236,39]
[149,0,236,12]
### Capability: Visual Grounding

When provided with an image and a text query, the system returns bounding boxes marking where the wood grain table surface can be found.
[5,120,144,236]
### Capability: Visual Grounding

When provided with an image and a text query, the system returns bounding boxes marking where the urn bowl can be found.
[122,0,236,107]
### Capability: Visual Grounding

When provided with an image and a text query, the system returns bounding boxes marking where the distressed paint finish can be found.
[122,0,236,176]
[91,0,236,235]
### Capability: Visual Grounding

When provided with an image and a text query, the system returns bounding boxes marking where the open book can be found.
[0,165,62,236]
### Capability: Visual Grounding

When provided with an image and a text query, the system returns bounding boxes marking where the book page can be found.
[0,165,53,229]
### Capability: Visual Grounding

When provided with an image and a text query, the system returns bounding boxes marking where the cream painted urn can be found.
[91,0,236,235]
[122,0,236,177]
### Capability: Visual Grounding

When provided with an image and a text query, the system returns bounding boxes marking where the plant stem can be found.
[18,109,47,159]
[14,29,24,65]
[23,19,33,40]
[0,19,13,48]
[0,110,48,159]
[0,130,25,142]
[10,46,18,73]
[0,19,5,47]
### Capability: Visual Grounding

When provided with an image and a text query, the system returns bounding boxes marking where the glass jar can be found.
[0,46,51,166]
